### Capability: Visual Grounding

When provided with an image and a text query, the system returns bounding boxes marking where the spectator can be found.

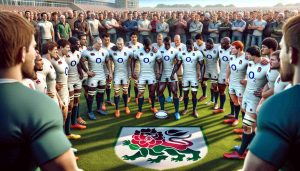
[189,14,203,41]
[208,14,220,43]
[88,12,103,44]
[57,15,72,40]
[271,13,285,44]
[202,13,211,42]
[66,10,76,35]
[245,12,256,49]
[174,12,187,44]
[104,12,119,43]
[74,12,90,39]
[219,16,232,39]
[123,12,138,42]
[156,16,169,39]
[150,14,159,43]
[167,11,177,40]
[38,12,54,45]
[138,12,151,43]
[232,12,246,41]
[251,12,267,47]
[51,12,59,42]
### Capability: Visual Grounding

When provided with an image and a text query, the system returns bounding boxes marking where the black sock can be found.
[202,85,207,97]
[76,104,80,118]
[238,133,255,155]
[210,89,214,102]
[234,105,241,119]
[184,97,189,110]
[192,98,197,111]
[128,83,131,97]
[173,98,179,113]
[114,96,120,110]
[179,83,183,97]
[96,92,104,110]
[138,97,144,112]
[71,106,78,125]
[167,86,172,97]
[87,96,94,113]
[150,95,155,108]
[230,100,234,115]
[220,94,226,109]
[106,88,111,101]
[159,95,165,110]
[242,112,245,120]
[123,94,128,107]
[134,86,138,98]
[214,91,219,104]
[64,112,71,135]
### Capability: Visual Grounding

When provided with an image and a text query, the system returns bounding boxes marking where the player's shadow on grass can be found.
[189,156,244,171]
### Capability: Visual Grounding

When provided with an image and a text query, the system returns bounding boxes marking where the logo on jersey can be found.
[249,63,252,67]
[128,46,132,48]
[239,60,242,64]
[90,53,95,56]
[179,48,182,51]
[124,52,127,56]
[36,79,41,84]
[140,53,143,56]
[207,55,213,59]
[171,51,173,54]
[58,60,62,64]
[137,46,140,49]
[183,53,186,55]
[213,50,216,54]
[113,53,117,56]
[150,53,153,56]
[161,51,164,54]
[222,56,229,61]
[193,53,195,56]
[117,58,124,63]
[257,67,262,72]
[220,50,223,54]
[102,52,104,56]
[164,56,170,61]
[67,55,70,57]
[77,54,80,58]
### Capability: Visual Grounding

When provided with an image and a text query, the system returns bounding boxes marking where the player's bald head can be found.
[174,35,181,41]
[116,37,124,44]
[221,37,231,49]
[93,37,102,45]
[221,37,231,44]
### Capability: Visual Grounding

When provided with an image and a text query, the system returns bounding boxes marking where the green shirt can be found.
[250,85,300,171]
[0,81,71,171]
[57,22,71,39]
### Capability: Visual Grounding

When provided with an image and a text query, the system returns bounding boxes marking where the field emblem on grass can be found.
[115,127,208,170]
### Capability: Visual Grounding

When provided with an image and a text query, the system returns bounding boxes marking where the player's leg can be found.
[122,82,130,115]
[214,83,226,114]
[199,78,208,102]
[231,89,245,127]
[211,80,219,109]
[224,94,239,124]
[136,82,146,119]
[170,81,180,119]
[181,80,190,116]
[71,86,86,130]
[134,79,139,104]
[105,79,115,106]
[166,83,173,103]
[149,83,158,113]
[191,85,199,118]
[113,84,121,118]
[66,85,81,139]
[96,82,107,116]
[158,82,167,110]
[86,79,97,120]
[178,75,183,102]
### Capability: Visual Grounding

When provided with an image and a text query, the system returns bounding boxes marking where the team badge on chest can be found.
[239,60,242,64]
[257,67,262,72]
[124,52,127,56]
[90,53,95,56]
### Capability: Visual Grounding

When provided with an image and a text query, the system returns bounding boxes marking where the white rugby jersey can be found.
[152,43,165,51]
[245,61,269,93]
[34,72,47,94]
[266,68,280,89]
[81,48,109,79]
[134,48,161,77]
[127,41,144,53]
[274,75,290,94]
[102,42,115,51]
[39,58,56,95]
[171,42,186,52]
[218,46,232,79]
[203,45,220,73]
[229,53,248,84]
[109,47,133,78]
[177,50,204,79]
[51,56,69,85]
[160,47,179,78]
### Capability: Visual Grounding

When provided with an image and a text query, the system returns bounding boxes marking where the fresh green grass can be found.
[72,84,244,171]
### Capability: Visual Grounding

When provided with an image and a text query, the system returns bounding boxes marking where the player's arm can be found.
[131,55,137,79]
[261,84,274,99]
[242,151,277,171]
[40,149,81,171]
[156,56,163,80]
[77,61,84,80]
[171,57,182,80]
[105,54,113,80]
[226,64,230,85]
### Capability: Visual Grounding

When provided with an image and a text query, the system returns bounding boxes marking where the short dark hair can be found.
[51,12,58,16]
[68,37,79,45]
[262,37,278,51]
[102,33,110,38]
[246,46,261,57]
[206,38,214,44]
[41,12,47,17]
[163,36,171,42]
[195,33,202,40]
[130,32,138,37]
[47,41,58,51]
[57,39,70,48]
[271,50,280,61]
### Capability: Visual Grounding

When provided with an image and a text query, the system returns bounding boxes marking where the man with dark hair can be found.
[224,46,269,159]
[38,12,54,45]
[242,15,300,171]
[261,37,278,58]
[0,11,80,171]
[171,39,204,118]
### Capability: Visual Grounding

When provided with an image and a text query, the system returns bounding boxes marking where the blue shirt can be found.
[123,19,138,35]
[232,19,246,37]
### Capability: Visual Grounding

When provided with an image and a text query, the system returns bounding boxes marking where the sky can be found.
[139,0,300,7]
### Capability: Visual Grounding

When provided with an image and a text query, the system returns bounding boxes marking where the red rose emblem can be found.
[257,67,262,72]
[131,128,164,148]
[36,79,41,84]
[239,60,242,64]
[58,60,62,64]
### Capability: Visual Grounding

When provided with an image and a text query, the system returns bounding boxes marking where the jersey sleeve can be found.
[198,51,204,61]
[249,95,290,168]
[177,52,183,61]
[29,95,71,165]
[155,51,162,60]
[81,50,88,60]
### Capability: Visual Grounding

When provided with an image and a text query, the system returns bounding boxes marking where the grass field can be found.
[72,84,244,171]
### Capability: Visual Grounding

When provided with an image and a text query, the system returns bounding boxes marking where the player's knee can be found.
[191,86,198,92]
[242,114,256,134]
[122,87,128,94]
[97,88,105,94]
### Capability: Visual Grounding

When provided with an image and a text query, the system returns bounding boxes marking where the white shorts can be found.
[204,71,218,80]
[229,84,245,98]
[114,77,129,85]
[182,77,198,87]
[176,66,183,81]
[241,92,261,114]
[88,77,106,87]
[58,86,69,106]
[160,74,177,82]
[68,81,82,92]
[218,74,226,84]
[138,76,156,85]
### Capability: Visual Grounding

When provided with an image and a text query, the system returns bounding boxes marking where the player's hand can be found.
[254,88,262,97]
[261,57,269,65]
[152,47,158,53]
[132,73,138,80]
[240,79,247,86]
[108,73,113,82]
[79,73,84,80]
[225,79,229,86]
[156,73,162,81]
[87,71,96,77]
[47,92,54,98]
[170,74,175,81]
[56,83,63,91]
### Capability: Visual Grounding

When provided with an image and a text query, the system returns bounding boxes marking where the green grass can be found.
[72,83,244,171]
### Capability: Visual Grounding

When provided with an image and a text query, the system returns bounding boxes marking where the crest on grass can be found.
[115,127,208,170]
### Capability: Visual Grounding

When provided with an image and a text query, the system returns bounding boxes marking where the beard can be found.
[22,63,35,79]
[280,59,294,82]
